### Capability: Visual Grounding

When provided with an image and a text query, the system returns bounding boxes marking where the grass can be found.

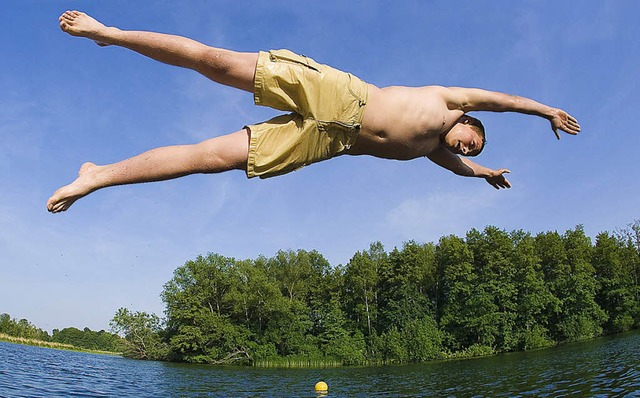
[0,333,121,356]
[254,355,343,368]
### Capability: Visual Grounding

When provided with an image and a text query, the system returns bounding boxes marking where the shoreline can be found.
[0,333,121,356]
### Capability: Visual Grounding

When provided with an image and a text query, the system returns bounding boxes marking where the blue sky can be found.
[2,1,639,332]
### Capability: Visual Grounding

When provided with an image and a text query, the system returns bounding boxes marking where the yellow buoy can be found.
[315,381,328,392]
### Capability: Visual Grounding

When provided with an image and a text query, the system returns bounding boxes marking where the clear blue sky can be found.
[2,1,638,333]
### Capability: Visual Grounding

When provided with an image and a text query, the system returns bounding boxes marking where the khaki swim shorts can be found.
[246,49,369,179]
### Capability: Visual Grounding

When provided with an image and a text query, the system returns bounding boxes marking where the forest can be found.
[107,222,640,366]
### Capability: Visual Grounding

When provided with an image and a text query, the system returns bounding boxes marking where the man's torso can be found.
[349,85,464,160]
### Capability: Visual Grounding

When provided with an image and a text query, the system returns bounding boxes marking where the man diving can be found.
[47,11,580,213]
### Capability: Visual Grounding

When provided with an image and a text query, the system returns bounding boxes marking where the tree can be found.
[593,232,636,333]
[436,234,476,350]
[466,227,518,351]
[0,314,49,340]
[378,241,435,330]
[616,219,640,326]
[0,313,13,335]
[269,250,315,302]
[534,230,567,341]
[51,327,123,352]
[225,257,280,336]
[110,308,168,360]
[556,226,607,341]
[316,297,366,365]
[403,316,443,362]
[511,230,554,349]
[343,242,384,336]
[162,253,252,364]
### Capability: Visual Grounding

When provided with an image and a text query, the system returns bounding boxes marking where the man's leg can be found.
[47,129,250,213]
[59,10,258,92]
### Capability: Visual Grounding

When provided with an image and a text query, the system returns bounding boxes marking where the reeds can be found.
[254,356,343,368]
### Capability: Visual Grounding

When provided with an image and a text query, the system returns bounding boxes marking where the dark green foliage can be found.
[109,308,169,360]
[595,227,640,333]
[51,327,123,352]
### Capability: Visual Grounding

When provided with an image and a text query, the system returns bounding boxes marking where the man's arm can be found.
[444,87,581,139]
[426,146,511,189]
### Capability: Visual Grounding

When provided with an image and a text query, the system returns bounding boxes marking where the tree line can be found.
[110,221,640,365]
[0,313,123,353]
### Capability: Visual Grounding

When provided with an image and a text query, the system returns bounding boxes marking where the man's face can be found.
[444,123,483,157]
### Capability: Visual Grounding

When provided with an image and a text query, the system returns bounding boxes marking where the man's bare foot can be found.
[58,10,115,46]
[47,162,100,213]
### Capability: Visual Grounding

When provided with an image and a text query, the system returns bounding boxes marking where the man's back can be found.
[351,85,464,160]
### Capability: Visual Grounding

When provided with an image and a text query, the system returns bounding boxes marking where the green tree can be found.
[226,257,280,336]
[534,230,567,341]
[269,249,315,302]
[260,250,323,357]
[466,227,517,351]
[616,219,640,325]
[402,316,443,362]
[0,313,13,335]
[110,308,168,360]
[436,234,476,350]
[316,297,366,365]
[511,231,554,349]
[162,253,252,364]
[261,295,317,357]
[51,327,123,351]
[593,232,636,333]
[378,241,433,332]
[343,242,384,336]
[378,326,408,363]
[556,226,607,341]
[0,315,49,340]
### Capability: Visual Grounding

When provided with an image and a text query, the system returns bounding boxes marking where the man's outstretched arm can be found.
[426,146,511,189]
[444,87,581,139]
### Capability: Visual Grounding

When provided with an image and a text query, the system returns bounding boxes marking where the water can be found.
[1,331,639,397]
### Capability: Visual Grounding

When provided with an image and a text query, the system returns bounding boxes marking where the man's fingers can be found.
[568,115,580,128]
[558,115,581,135]
[569,120,581,133]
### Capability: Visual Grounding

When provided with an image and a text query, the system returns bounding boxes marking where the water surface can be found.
[1,331,639,397]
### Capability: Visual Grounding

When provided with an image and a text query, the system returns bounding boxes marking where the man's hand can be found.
[485,169,511,189]
[550,108,581,139]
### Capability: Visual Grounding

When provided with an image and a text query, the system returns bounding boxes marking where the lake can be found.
[1,331,639,397]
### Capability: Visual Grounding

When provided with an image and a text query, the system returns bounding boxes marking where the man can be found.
[47,11,581,213]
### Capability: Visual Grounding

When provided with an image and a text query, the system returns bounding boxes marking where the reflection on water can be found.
[1,331,639,397]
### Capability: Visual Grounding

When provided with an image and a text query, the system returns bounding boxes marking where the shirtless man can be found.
[47,11,580,213]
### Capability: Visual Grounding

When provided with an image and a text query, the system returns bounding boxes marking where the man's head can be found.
[443,115,486,156]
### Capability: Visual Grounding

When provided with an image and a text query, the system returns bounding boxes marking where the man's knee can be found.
[197,48,232,74]
[195,132,249,172]
[198,49,257,91]
[193,139,227,172]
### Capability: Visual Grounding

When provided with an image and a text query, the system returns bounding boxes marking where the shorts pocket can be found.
[268,50,321,73]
